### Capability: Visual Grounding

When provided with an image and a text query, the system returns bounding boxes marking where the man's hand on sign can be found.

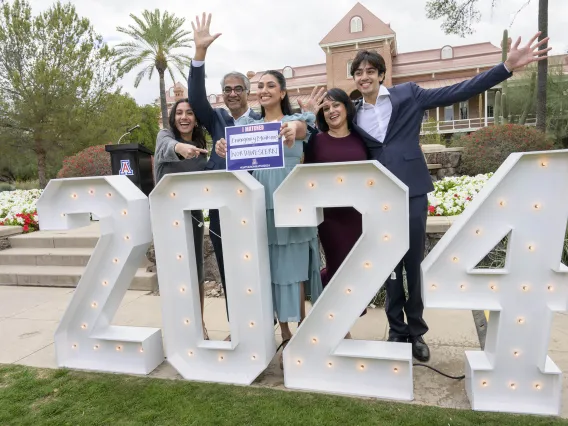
[279,122,297,148]
[215,138,227,158]
[175,143,208,159]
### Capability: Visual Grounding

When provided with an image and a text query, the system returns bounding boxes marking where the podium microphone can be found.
[117,124,141,144]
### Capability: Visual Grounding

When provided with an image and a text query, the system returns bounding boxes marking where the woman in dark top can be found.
[154,98,209,338]
[303,88,369,330]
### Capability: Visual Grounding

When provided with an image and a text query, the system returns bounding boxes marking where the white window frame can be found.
[350,16,363,33]
[347,60,353,78]
[441,45,453,59]
[282,66,294,79]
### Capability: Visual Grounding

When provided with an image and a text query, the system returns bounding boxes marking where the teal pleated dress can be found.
[240,113,323,323]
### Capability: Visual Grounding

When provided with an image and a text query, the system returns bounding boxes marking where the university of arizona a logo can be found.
[252,159,258,166]
[119,160,134,176]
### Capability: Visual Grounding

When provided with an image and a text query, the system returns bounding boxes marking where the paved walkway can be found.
[1,286,568,417]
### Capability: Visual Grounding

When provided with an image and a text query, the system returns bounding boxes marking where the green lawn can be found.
[0,364,566,425]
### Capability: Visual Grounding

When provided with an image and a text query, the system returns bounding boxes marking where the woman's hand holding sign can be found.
[279,122,298,148]
[215,138,227,158]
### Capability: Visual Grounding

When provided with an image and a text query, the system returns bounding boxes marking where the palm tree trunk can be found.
[536,0,548,133]
[158,69,169,129]
[35,139,47,189]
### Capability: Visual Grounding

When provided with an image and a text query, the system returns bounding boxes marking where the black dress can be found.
[159,146,208,286]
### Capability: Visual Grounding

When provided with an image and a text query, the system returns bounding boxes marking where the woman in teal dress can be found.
[216,70,322,365]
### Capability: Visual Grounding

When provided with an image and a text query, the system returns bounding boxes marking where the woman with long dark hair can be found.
[216,70,323,366]
[303,88,371,336]
[154,98,210,338]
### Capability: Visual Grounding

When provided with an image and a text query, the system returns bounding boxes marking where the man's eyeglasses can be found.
[223,86,245,95]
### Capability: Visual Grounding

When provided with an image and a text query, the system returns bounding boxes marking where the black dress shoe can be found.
[410,336,430,362]
[387,336,408,343]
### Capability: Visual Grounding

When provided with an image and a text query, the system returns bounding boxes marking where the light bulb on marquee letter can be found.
[274,161,413,400]
[149,170,275,385]
[36,176,164,375]
[422,150,568,416]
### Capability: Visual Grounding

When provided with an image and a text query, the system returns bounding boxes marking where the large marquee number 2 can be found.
[274,161,414,400]
[37,176,164,375]
[423,151,568,416]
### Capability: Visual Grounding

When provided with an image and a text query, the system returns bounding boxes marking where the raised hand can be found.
[192,13,222,61]
[504,32,551,71]
[298,86,327,115]
[215,138,227,158]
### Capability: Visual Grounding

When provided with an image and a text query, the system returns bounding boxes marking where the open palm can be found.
[192,13,221,51]
[505,32,551,71]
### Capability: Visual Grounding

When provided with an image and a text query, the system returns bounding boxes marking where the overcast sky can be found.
[27,0,568,105]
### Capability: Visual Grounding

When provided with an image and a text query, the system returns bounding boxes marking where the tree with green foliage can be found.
[425,0,549,132]
[0,0,118,188]
[114,9,193,129]
[72,92,160,151]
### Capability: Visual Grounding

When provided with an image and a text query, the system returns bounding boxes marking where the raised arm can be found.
[188,13,222,133]
[414,32,551,110]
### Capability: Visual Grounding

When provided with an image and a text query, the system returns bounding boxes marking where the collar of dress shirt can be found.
[234,108,252,122]
[361,85,390,109]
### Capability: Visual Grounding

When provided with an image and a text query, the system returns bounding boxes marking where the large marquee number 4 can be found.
[274,161,414,400]
[422,150,568,416]
[37,177,164,375]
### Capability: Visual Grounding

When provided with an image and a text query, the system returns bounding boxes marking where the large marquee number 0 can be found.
[274,161,414,400]
[37,176,164,375]
[149,171,276,385]
[423,151,568,416]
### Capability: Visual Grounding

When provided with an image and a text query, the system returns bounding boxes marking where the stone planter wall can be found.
[422,145,464,181]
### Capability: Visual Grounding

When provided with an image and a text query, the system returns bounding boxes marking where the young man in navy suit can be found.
[345,32,550,362]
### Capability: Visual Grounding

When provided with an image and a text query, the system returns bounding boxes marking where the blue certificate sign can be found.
[225,122,284,171]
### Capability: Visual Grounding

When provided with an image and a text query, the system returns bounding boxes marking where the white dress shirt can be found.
[356,84,392,143]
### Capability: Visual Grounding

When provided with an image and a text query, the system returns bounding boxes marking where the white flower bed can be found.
[428,173,493,216]
[0,189,42,230]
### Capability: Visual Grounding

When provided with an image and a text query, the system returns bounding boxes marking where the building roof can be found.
[248,63,327,92]
[392,42,502,76]
[165,81,188,104]
[210,93,314,112]
[319,2,395,46]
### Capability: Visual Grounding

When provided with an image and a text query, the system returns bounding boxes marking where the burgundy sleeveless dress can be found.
[304,132,367,292]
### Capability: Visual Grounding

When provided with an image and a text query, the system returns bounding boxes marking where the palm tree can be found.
[115,10,192,129]
[536,0,548,132]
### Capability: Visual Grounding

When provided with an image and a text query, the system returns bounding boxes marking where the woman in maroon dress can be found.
[303,89,370,326]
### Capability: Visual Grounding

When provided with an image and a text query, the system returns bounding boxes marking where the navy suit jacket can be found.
[188,63,261,170]
[353,63,512,198]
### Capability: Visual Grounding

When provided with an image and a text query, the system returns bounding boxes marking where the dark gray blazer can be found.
[188,63,261,171]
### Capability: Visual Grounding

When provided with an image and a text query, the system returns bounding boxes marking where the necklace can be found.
[328,128,350,138]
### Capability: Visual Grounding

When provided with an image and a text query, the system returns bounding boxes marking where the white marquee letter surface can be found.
[422,150,568,416]
[37,176,164,374]
[274,161,413,400]
[149,171,275,385]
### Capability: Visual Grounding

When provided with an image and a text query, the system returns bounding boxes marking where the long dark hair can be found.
[316,88,356,132]
[168,98,207,149]
[259,70,293,117]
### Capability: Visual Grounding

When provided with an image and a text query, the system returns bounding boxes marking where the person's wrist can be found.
[504,60,513,73]
[194,47,207,61]
[174,143,180,154]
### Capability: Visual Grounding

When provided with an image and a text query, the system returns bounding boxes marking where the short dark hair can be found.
[315,88,355,132]
[168,98,207,149]
[350,49,387,78]
[259,70,293,117]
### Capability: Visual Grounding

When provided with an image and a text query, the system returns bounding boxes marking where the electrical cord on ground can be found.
[413,363,465,380]
[193,216,465,381]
